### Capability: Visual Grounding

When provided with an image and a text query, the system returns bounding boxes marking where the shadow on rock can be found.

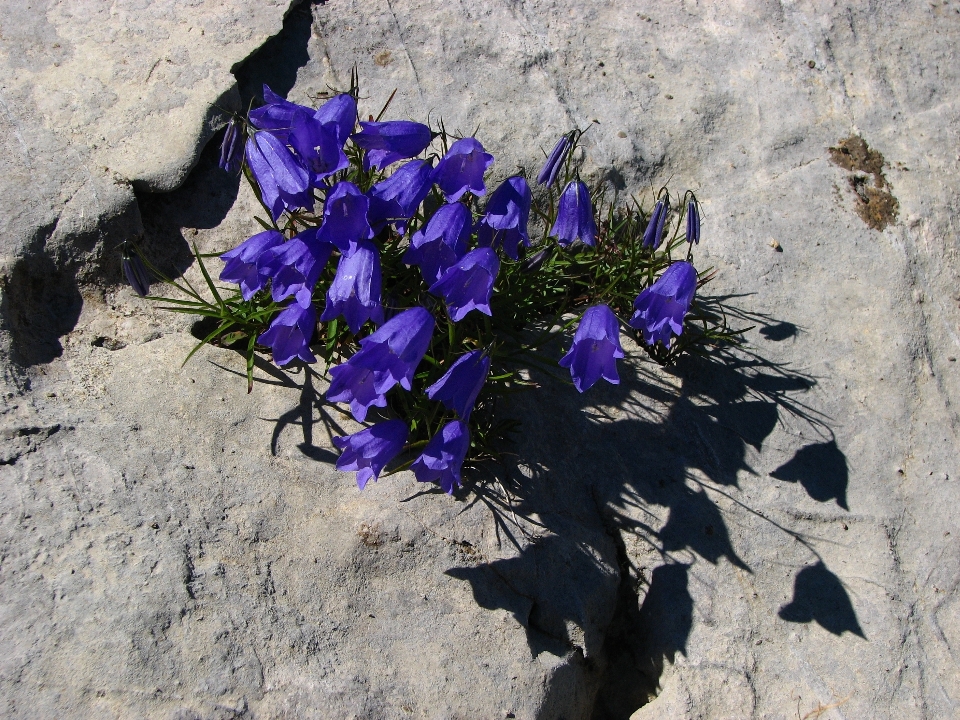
[770,440,849,509]
[779,561,865,637]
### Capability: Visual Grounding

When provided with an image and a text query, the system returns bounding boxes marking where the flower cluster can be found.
[152,83,727,496]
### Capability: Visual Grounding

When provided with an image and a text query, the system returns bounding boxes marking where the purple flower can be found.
[219,230,284,300]
[628,261,698,346]
[259,227,333,307]
[351,120,433,171]
[320,239,384,334]
[558,304,624,393]
[550,181,597,247]
[367,159,434,233]
[402,202,471,285]
[313,93,357,145]
[248,85,313,143]
[121,246,151,297]
[642,195,670,249]
[245,132,313,221]
[219,118,244,173]
[426,350,490,421]
[476,176,532,260]
[333,419,409,490]
[686,199,700,244]
[432,137,495,202]
[326,307,435,421]
[429,247,499,322]
[536,134,571,187]
[288,112,349,186]
[411,420,470,494]
[258,302,317,366]
[317,181,374,256]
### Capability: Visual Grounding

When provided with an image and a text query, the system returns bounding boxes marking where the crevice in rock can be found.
[589,525,657,720]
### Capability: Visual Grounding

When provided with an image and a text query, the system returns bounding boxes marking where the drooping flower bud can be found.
[550,180,597,247]
[685,198,701,245]
[218,118,244,173]
[121,245,151,297]
[536,133,572,187]
[642,193,670,249]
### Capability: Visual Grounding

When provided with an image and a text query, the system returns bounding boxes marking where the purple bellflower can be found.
[121,245,151,297]
[402,202,471,285]
[411,420,470,495]
[367,159,434,233]
[287,94,357,186]
[432,137,495,202]
[219,118,244,173]
[326,307,435,421]
[629,261,698,346]
[476,176,532,260]
[642,194,670,249]
[536,133,571,187]
[351,120,433,171]
[258,301,317,366]
[685,199,701,244]
[551,180,597,247]
[320,239,384,334]
[248,85,313,143]
[558,304,625,393]
[245,132,313,221]
[219,229,284,300]
[317,181,374,256]
[259,227,333,307]
[429,247,500,322]
[426,350,490,421]
[333,419,409,490]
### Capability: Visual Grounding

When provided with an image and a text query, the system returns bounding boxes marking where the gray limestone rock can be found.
[2,1,960,718]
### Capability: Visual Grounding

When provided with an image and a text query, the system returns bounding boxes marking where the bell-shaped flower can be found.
[219,229,284,300]
[476,176,532,260]
[121,245,151,297]
[629,261,698,346]
[642,195,670,249]
[366,159,434,233]
[219,118,244,173]
[426,350,490,421]
[432,137,495,202]
[313,93,357,146]
[288,113,348,186]
[326,307,435,421]
[245,132,313,221]
[258,227,333,307]
[685,199,701,244]
[248,85,313,143]
[319,239,384,334]
[402,202,471,285]
[536,133,571,187]
[351,120,433,171]
[429,247,499,322]
[333,419,409,490]
[411,420,470,494]
[550,180,597,247]
[558,304,624,393]
[258,301,317,366]
[317,181,374,256]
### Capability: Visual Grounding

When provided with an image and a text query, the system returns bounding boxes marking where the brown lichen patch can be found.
[828,135,899,231]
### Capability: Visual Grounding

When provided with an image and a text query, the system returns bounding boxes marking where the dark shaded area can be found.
[233,1,314,110]
[779,562,865,637]
[759,321,798,341]
[3,252,83,365]
[771,440,849,509]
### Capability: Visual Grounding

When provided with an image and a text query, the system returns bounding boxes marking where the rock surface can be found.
[2,1,960,718]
